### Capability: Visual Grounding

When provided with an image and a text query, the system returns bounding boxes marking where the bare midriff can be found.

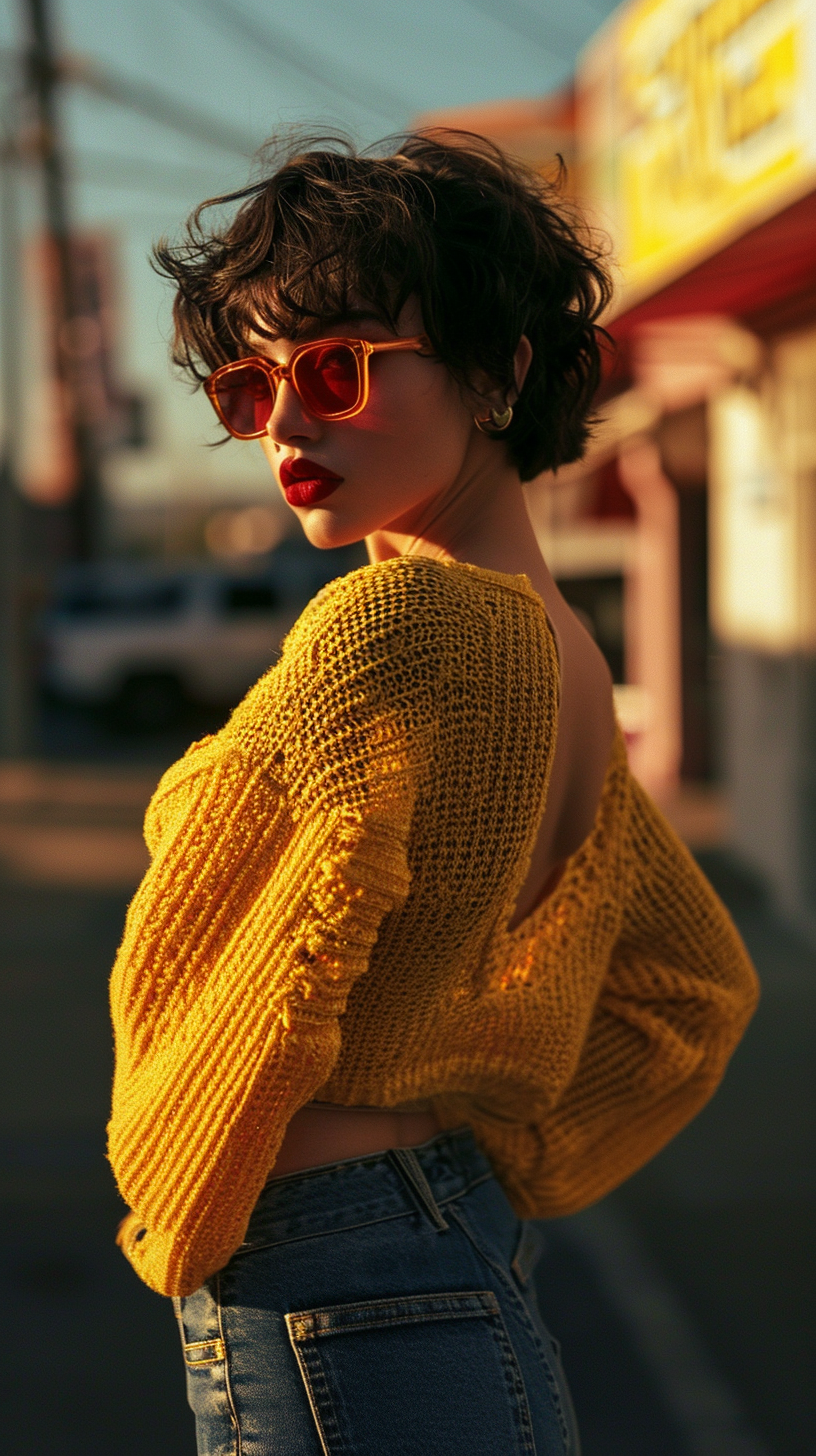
[269,1101,442,1179]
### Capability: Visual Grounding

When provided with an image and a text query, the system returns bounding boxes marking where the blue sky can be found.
[1,0,623,508]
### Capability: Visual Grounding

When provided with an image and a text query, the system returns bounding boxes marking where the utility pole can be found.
[22,0,101,559]
[0,87,30,757]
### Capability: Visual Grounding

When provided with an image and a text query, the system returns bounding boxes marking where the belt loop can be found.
[388,1148,449,1232]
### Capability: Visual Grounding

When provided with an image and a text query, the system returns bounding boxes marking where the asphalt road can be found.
[0,742,812,1453]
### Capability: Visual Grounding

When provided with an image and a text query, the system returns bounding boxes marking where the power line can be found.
[175,0,412,126]
[458,0,591,65]
[5,44,261,158]
[76,150,235,195]
[61,53,260,157]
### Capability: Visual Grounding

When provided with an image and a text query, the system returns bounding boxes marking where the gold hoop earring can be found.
[474,404,513,435]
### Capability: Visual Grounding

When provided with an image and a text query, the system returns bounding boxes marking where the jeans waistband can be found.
[237,1127,492,1256]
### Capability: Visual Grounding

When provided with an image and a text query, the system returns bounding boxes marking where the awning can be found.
[608,186,816,360]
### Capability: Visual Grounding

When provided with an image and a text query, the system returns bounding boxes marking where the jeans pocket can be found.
[285,1289,537,1456]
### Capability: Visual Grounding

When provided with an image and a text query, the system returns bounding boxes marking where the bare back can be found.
[507,566,616,931]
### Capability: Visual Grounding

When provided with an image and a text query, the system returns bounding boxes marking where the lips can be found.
[279,457,344,507]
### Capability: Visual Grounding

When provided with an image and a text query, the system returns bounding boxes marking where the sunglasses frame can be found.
[204,334,431,438]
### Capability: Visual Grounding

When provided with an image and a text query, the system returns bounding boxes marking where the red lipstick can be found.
[280,457,344,507]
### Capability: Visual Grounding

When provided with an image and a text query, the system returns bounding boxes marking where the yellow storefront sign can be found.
[579,0,816,303]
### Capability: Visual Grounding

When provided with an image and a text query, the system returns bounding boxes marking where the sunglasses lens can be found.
[294,343,360,417]
[213,365,274,436]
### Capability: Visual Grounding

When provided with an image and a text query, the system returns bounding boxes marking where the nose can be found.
[264,374,320,446]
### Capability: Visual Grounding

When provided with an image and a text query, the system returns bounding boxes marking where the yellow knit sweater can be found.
[108,555,758,1296]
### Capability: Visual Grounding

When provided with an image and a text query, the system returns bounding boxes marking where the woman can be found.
[108,133,758,1455]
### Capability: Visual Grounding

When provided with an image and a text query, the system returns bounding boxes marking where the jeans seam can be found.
[289,1291,499,1340]
[447,1203,571,1455]
[237,1170,494,1257]
[286,1322,337,1456]
[486,1308,538,1456]
[171,1294,185,1347]
[236,1208,413,1259]
[216,1270,242,1456]
[438,1169,494,1205]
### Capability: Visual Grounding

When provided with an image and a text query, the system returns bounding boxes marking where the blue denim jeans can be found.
[172,1127,580,1455]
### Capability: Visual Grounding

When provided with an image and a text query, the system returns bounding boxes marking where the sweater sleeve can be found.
[473,774,760,1218]
[108,577,430,1296]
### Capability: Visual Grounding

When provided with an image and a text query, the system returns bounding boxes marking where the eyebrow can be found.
[245,310,393,362]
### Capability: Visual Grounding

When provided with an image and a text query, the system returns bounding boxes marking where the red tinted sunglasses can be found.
[204,334,431,438]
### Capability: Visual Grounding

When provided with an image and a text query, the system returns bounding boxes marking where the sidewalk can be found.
[534,849,814,1456]
[0,761,154,889]
[606,850,815,1455]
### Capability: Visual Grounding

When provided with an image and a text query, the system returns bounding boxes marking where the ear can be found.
[510,334,533,403]
[467,334,534,420]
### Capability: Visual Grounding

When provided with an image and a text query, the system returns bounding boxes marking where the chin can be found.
[297,508,367,552]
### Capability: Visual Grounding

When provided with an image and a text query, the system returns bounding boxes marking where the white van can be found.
[40,539,366,730]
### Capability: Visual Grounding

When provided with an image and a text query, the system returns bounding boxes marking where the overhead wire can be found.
[458,0,598,65]
[61,54,259,157]
[5,4,601,218]
[173,0,412,126]
[76,150,235,194]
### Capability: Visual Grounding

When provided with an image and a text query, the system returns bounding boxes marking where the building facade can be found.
[579,0,816,935]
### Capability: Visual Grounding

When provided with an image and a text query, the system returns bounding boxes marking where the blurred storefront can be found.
[578,0,816,937]
[420,0,816,936]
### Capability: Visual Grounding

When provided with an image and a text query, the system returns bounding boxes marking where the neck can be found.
[365,446,550,594]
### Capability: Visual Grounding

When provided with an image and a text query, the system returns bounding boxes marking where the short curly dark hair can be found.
[154,131,612,480]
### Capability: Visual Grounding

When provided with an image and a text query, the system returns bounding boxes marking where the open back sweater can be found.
[108,555,758,1296]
